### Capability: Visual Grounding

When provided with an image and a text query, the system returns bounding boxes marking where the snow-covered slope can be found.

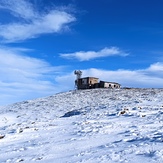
[0,88,163,163]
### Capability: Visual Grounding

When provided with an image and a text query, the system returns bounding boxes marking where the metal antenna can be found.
[74,70,82,79]
[74,70,82,89]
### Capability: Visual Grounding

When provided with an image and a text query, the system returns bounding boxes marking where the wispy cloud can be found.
[60,47,129,61]
[0,46,67,105]
[0,0,76,42]
[56,63,163,89]
[81,66,163,88]
[147,62,163,72]
[0,0,37,20]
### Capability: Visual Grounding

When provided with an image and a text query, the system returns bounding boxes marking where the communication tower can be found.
[74,70,82,89]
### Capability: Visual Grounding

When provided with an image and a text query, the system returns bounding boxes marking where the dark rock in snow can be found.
[61,110,81,117]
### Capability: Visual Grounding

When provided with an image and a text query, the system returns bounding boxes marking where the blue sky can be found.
[0,0,163,105]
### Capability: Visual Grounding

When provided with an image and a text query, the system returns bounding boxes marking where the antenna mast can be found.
[74,70,82,89]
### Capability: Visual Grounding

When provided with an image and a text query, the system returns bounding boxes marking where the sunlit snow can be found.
[1,88,163,163]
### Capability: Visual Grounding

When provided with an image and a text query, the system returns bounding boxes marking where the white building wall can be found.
[104,83,110,88]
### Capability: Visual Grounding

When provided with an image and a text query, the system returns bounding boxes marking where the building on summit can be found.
[74,70,121,90]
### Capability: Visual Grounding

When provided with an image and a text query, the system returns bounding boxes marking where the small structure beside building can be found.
[74,70,121,90]
[99,81,120,89]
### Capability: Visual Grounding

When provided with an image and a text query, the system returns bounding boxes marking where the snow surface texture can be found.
[0,88,163,163]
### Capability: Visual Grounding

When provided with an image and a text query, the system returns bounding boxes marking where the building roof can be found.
[79,77,99,79]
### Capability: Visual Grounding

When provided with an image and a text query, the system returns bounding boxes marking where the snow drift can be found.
[0,88,163,163]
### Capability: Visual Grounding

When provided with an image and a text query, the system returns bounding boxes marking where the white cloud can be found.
[147,62,163,72]
[56,63,163,90]
[81,68,163,88]
[0,47,67,106]
[0,0,37,20]
[0,0,75,42]
[60,47,129,61]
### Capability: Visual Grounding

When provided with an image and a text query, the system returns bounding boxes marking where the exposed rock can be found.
[0,135,5,139]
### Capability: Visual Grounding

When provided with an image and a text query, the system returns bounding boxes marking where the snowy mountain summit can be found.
[1,88,163,163]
